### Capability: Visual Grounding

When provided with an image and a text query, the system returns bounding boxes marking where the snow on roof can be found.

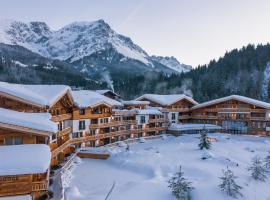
[0,144,51,176]
[0,108,57,134]
[72,90,121,108]
[96,90,120,97]
[122,100,150,105]
[136,94,198,106]
[135,108,162,115]
[0,81,71,107]
[112,109,137,116]
[191,95,270,110]
[168,123,222,131]
[0,195,31,200]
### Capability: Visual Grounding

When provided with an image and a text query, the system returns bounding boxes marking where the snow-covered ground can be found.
[64,134,270,200]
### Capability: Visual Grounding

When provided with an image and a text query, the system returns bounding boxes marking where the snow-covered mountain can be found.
[0,19,191,76]
[151,56,192,73]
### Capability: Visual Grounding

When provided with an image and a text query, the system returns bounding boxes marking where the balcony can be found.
[148,118,166,123]
[51,113,72,122]
[250,117,267,121]
[89,120,136,129]
[217,108,250,113]
[58,126,72,137]
[162,108,190,112]
[178,115,191,120]
[88,113,112,119]
[49,142,58,151]
[31,181,48,191]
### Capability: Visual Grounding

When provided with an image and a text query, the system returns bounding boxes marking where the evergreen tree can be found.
[248,156,268,181]
[198,126,211,150]
[219,167,242,198]
[168,166,194,200]
[126,143,130,152]
[264,151,270,170]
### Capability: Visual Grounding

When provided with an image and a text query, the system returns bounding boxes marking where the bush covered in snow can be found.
[168,166,193,200]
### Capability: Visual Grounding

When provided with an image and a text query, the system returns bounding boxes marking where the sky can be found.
[1,0,270,67]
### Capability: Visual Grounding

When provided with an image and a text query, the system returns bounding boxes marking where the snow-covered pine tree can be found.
[198,126,211,150]
[264,151,270,170]
[168,166,193,200]
[248,156,268,181]
[219,167,242,198]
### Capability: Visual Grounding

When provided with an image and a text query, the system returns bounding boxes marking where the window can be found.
[140,116,146,123]
[90,130,96,136]
[14,137,22,145]
[172,113,176,120]
[5,137,22,145]
[5,138,13,145]
[72,132,83,138]
[79,109,85,115]
[79,120,86,130]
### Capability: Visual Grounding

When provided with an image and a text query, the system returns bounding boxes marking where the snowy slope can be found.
[0,19,191,74]
[151,55,192,73]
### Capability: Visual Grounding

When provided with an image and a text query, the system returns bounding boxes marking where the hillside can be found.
[0,43,103,88]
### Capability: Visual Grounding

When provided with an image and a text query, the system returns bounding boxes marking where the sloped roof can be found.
[72,90,122,108]
[0,81,72,108]
[135,108,162,115]
[191,95,270,110]
[136,94,198,106]
[0,144,51,176]
[96,89,120,97]
[122,100,150,105]
[0,108,57,134]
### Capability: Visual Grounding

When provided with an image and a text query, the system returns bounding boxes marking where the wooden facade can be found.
[0,125,51,199]
[190,99,270,135]
[0,173,49,199]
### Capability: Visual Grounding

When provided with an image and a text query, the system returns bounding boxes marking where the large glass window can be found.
[14,137,22,145]
[5,137,22,145]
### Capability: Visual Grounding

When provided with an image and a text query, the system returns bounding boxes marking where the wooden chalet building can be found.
[0,108,55,199]
[190,95,270,135]
[71,90,125,147]
[0,82,74,166]
[136,94,198,124]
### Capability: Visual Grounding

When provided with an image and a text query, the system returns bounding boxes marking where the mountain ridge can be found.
[0,19,192,77]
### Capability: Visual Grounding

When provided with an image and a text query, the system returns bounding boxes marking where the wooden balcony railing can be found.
[89,120,136,129]
[250,117,267,121]
[51,126,167,157]
[162,108,190,112]
[58,126,72,137]
[49,142,58,151]
[178,115,191,119]
[51,113,72,122]
[31,181,48,191]
[217,108,251,113]
[148,118,166,123]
